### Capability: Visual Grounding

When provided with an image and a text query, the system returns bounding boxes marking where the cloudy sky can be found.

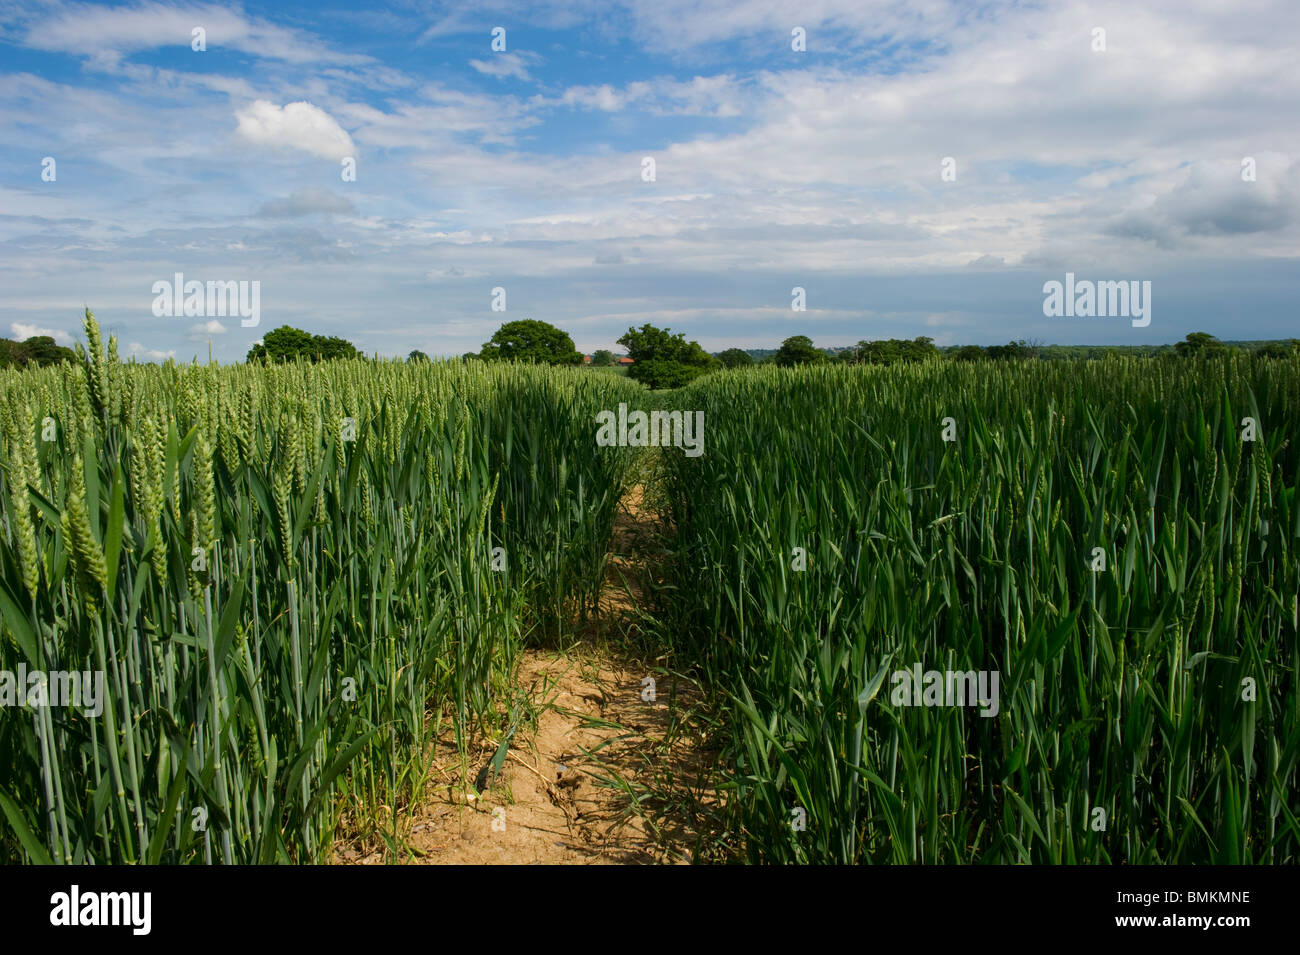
[1,0,1297,362]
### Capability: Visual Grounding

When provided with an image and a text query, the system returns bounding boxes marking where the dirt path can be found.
[334,485,716,865]
[401,650,693,864]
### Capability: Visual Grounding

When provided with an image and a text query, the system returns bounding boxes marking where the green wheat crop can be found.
[661,356,1299,863]
[0,310,639,864]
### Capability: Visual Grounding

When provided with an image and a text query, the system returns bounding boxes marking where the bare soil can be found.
[332,484,719,865]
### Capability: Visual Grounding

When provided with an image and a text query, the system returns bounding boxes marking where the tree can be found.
[986,340,1033,361]
[901,336,938,361]
[1174,332,1227,358]
[246,326,361,363]
[248,326,312,363]
[1257,340,1299,359]
[408,349,430,362]
[860,339,899,365]
[717,348,753,369]
[0,335,76,368]
[0,339,21,368]
[848,337,937,365]
[479,319,582,365]
[774,335,823,367]
[617,323,717,389]
[591,349,616,366]
[952,345,986,361]
[313,335,361,361]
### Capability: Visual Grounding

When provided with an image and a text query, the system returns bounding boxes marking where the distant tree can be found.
[986,340,1033,361]
[480,319,582,365]
[408,349,430,362]
[1257,339,1300,359]
[617,323,717,389]
[313,335,361,361]
[680,340,718,367]
[1174,332,1226,358]
[849,337,938,365]
[862,340,900,364]
[902,336,938,361]
[952,345,986,361]
[774,335,824,367]
[717,348,753,369]
[247,326,360,363]
[0,335,76,368]
[0,339,20,368]
[619,324,681,364]
[626,361,690,388]
[25,335,77,365]
[591,349,616,367]
[462,352,480,361]
[248,326,314,363]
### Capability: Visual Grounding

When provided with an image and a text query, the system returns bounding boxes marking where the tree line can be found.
[10,322,1291,387]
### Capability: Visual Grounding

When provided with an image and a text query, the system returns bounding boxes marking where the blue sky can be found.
[1,0,1297,362]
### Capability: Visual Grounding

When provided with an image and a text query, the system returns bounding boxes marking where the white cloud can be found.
[560,83,624,111]
[129,342,176,360]
[235,100,355,159]
[10,322,72,344]
[468,52,539,81]
[598,0,1028,57]
[559,75,743,116]
[334,85,539,150]
[427,266,489,279]
[257,188,356,218]
[21,2,369,66]
[1104,156,1299,247]
[189,320,228,338]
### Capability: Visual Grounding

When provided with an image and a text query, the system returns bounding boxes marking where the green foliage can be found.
[1175,332,1228,358]
[983,340,1037,361]
[479,319,582,366]
[0,335,76,369]
[774,335,824,367]
[717,348,753,369]
[661,355,1300,863]
[622,359,696,389]
[313,335,362,362]
[591,349,616,367]
[852,336,939,365]
[246,326,361,364]
[617,323,716,389]
[1257,340,1300,359]
[407,349,430,362]
[0,310,641,864]
[7,309,1296,867]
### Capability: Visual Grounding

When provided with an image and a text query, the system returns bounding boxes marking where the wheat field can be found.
[1,310,1296,864]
